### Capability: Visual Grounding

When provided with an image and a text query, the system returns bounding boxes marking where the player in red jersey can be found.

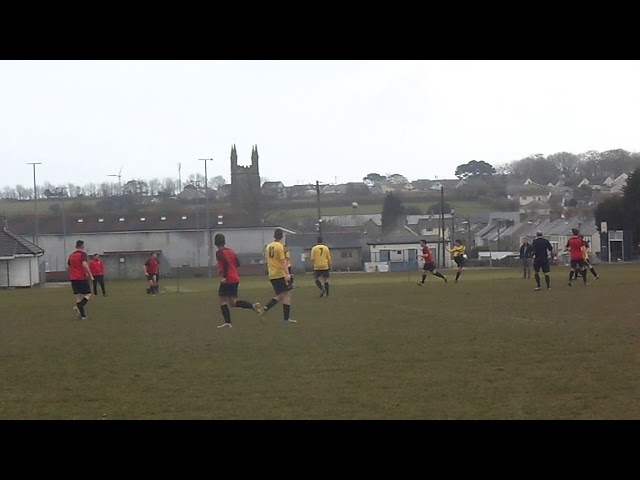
[89,253,107,296]
[214,233,262,328]
[67,240,94,320]
[565,228,586,286]
[143,252,160,295]
[417,239,447,285]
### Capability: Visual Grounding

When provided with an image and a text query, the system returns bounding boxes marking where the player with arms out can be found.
[580,236,600,280]
[213,233,262,329]
[310,236,332,297]
[531,231,553,291]
[565,228,587,286]
[259,228,296,323]
[417,239,447,285]
[446,239,466,283]
[68,240,94,320]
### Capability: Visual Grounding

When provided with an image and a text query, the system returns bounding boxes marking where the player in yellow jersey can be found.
[258,228,296,323]
[446,239,466,283]
[580,236,599,280]
[310,236,332,297]
[284,245,294,289]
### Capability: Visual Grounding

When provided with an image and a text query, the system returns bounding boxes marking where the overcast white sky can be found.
[1,60,639,191]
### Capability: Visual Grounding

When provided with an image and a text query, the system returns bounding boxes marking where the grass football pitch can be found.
[1,264,639,420]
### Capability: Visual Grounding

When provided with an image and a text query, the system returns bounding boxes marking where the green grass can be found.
[3,264,637,420]
[1,197,496,219]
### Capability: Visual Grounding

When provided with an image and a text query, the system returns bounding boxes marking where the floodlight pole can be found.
[56,187,67,264]
[316,180,322,237]
[27,162,42,245]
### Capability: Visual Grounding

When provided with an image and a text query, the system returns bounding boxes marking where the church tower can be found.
[230,144,262,223]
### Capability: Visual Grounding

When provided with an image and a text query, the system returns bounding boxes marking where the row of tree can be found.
[1,173,227,201]
[3,148,639,201]
[378,167,640,248]
[365,149,640,188]
[595,167,640,247]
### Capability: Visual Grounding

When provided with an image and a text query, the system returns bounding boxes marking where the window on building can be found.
[341,251,353,258]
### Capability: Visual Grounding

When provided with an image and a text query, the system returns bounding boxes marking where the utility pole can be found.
[451,206,455,246]
[27,162,42,245]
[194,180,201,267]
[55,187,67,266]
[315,180,322,237]
[440,186,445,269]
[200,158,213,276]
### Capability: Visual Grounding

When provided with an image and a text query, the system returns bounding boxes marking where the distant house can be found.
[287,184,317,198]
[369,184,396,195]
[285,233,364,272]
[215,184,232,200]
[429,179,466,191]
[177,184,207,201]
[609,173,629,194]
[364,224,454,270]
[0,219,45,287]
[512,184,550,206]
[343,182,371,196]
[520,200,552,217]
[261,181,286,199]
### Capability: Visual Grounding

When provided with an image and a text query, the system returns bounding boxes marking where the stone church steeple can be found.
[230,144,262,223]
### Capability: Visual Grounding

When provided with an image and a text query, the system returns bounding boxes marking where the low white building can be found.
[0,220,45,288]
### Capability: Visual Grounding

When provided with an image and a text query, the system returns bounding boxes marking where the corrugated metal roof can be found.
[0,228,45,258]
[6,212,279,236]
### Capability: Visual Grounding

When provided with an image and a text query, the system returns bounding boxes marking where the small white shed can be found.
[0,225,45,288]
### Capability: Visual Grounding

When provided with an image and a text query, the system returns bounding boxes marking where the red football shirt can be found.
[566,236,585,261]
[216,247,240,283]
[145,257,160,275]
[68,250,89,280]
[89,259,104,276]
[421,245,434,264]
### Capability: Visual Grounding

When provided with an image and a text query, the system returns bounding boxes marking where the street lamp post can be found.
[193,180,201,267]
[462,220,471,248]
[315,180,323,237]
[199,158,213,277]
[55,187,67,267]
[451,206,455,244]
[27,162,42,245]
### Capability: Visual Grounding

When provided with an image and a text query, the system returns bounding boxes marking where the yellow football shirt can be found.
[447,244,465,257]
[265,240,287,279]
[310,243,331,270]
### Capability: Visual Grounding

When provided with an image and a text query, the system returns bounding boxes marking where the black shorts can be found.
[454,256,465,268]
[570,259,585,269]
[423,262,436,272]
[218,282,239,298]
[270,277,290,295]
[533,258,550,273]
[147,273,158,282]
[71,280,91,295]
[314,269,330,279]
